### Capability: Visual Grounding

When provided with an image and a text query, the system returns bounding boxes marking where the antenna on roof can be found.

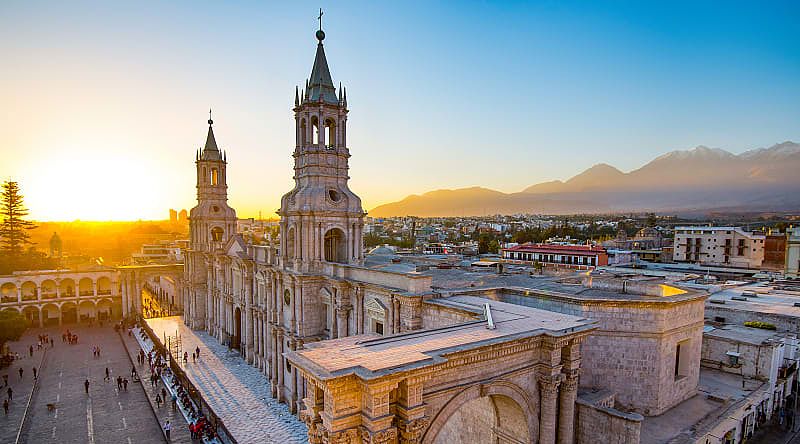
[484,303,496,330]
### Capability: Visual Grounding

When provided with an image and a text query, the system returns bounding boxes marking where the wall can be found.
[420,301,478,330]
[446,287,706,415]
[701,334,782,381]
[705,305,800,334]
[576,398,642,444]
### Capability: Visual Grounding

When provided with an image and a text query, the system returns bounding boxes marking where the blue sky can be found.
[1,1,798,219]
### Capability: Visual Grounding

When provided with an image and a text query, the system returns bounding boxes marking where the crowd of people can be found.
[134,325,219,442]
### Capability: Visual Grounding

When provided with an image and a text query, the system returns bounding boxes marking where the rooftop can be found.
[286,295,595,381]
[707,282,800,320]
[640,368,766,444]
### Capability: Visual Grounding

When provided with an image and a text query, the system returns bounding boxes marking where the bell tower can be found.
[279,23,365,273]
[189,113,237,253]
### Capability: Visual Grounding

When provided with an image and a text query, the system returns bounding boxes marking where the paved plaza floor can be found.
[144,316,307,444]
[3,326,166,444]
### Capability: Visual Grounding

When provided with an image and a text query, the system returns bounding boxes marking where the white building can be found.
[787,227,800,278]
[0,269,121,326]
[673,226,765,269]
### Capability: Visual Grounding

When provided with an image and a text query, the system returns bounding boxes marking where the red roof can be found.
[503,243,606,256]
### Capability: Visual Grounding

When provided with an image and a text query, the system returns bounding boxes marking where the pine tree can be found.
[0,181,37,258]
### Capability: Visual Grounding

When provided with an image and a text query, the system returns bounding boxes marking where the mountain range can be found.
[368,142,800,217]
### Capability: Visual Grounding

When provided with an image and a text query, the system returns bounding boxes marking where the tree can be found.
[0,181,37,258]
[0,310,28,351]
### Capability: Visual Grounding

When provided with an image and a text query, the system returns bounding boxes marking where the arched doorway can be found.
[426,383,535,444]
[61,302,78,324]
[324,228,347,263]
[78,301,96,323]
[22,306,40,327]
[232,307,242,351]
[42,303,60,327]
[432,394,529,444]
[97,298,114,321]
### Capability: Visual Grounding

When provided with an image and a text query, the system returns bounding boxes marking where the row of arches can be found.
[2,299,118,327]
[1,277,113,303]
[298,116,344,148]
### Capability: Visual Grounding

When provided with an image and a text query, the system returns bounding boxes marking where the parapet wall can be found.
[576,397,642,444]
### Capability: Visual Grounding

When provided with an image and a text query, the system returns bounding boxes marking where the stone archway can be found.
[61,302,78,324]
[425,382,537,444]
[22,306,40,327]
[42,303,60,326]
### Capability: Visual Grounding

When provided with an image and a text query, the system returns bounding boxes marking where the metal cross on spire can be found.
[318,8,323,31]
[208,107,213,125]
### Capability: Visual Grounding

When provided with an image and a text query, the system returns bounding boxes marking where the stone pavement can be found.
[145,317,308,444]
[120,328,194,444]
[0,330,46,444]
[12,326,166,444]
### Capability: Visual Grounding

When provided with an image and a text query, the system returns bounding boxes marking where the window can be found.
[285,359,292,373]
[375,321,384,335]
[210,227,224,242]
[675,339,691,380]
[324,228,346,263]
[324,118,336,148]
[211,168,219,185]
[283,289,291,306]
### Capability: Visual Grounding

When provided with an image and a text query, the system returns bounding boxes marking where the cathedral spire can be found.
[306,15,338,105]
[201,109,221,160]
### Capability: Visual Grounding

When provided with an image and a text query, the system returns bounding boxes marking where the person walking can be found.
[195,346,200,358]
[122,378,128,391]
[28,345,33,357]
[7,386,12,401]
[155,393,162,407]
[18,368,23,380]
[161,387,167,402]
[84,379,90,394]
[32,367,37,379]
[3,398,8,415]
[163,420,171,440]
[116,376,122,390]
[105,367,110,382]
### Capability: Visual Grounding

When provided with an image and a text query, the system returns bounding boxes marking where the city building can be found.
[0,269,121,326]
[131,240,186,265]
[673,226,765,269]
[501,243,609,269]
[787,227,800,278]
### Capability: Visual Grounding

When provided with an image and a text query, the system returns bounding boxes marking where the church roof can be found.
[201,119,222,161]
[305,33,339,105]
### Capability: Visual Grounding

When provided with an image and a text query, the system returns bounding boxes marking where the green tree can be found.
[0,310,28,351]
[0,181,37,258]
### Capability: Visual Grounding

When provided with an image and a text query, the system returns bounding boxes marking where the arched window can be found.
[324,118,336,148]
[324,228,347,263]
[311,116,320,145]
[300,118,307,145]
[211,168,219,186]
[211,227,224,242]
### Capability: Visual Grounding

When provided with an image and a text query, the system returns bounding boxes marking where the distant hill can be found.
[369,141,800,217]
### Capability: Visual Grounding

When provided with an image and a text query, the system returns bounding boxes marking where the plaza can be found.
[2,326,164,444]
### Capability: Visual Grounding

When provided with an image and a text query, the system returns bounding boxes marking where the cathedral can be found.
[183,22,711,444]
[184,23,398,415]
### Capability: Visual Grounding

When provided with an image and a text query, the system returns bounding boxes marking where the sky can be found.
[1,1,799,221]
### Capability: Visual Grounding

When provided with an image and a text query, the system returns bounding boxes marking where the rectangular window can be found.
[675,339,690,380]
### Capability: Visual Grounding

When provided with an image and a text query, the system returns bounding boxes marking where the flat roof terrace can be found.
[287,295,595,381]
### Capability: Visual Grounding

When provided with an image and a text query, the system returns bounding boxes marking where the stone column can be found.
[276,331,285,402]
[558,340,582,444]
[396,379,429,444]
[300,379,325,444]
[336,305,350,338]
[360,383,398,444]
[246,307,255,364]
[538,374,561,444]
[121,276,128,317]
[558,371,579,444]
